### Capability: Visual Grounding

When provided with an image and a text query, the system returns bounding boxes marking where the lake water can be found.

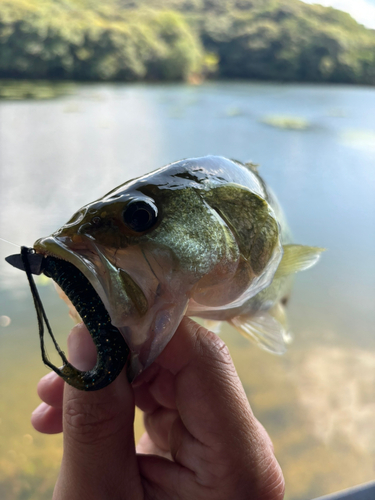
[0,81,374,499]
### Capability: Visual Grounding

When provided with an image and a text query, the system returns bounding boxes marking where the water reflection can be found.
[0,81,374,500]
[292,347,375,453]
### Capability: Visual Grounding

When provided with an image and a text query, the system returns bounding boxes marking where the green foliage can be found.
[0,0,204,81]
[0,0,374,84]
[197,0,375,84]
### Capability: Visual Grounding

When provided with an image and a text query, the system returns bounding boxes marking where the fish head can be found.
[34,157,282,377]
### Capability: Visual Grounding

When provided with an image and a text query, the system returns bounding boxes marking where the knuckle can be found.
[184,318,234,372]
[191,327,239,389]
[198,327,233,365]
[64,398,121,444]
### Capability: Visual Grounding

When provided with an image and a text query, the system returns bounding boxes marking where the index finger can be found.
[155,317,262,450]
[138,317,284,499]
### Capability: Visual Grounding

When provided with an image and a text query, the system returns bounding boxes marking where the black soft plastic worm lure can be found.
[6,247,130,391]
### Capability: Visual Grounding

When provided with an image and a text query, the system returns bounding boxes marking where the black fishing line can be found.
[20,246,69,373]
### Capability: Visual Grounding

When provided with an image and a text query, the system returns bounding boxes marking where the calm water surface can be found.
[0,82,374,499]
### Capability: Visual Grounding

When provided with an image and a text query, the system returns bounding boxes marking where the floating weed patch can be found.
[0,81,75,100]
[260,114,310,130]
[225,106,243,117]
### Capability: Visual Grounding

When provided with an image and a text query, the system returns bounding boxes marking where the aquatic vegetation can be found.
[225,106,244,117]
[0,80,74,100]
[260,115,311,130]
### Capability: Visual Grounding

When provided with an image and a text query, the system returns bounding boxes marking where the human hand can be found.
[31,317,284,500]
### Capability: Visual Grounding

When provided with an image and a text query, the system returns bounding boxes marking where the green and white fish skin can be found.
[34,156,324,378]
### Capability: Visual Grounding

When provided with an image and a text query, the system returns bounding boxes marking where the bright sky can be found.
[302,0,375,29]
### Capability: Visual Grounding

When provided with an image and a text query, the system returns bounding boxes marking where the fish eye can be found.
[123,199,158,232]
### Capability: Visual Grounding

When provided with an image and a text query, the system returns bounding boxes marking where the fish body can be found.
[34,156,323,382]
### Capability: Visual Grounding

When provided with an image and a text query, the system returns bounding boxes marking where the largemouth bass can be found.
[6,156,323,390]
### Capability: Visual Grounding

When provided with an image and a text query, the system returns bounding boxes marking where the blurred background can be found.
[0,1,374,499]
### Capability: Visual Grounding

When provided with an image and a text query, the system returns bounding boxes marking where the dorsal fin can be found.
[244,161,259,173]
[229,159,259,173]
[274,244,325,279]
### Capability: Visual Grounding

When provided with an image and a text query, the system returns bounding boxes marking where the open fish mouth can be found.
[33,235,113,316]
[34,235,149,328]
[6,246,130,391]
[43,255,130,390]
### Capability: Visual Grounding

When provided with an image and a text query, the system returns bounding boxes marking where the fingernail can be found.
[32,402,49,417]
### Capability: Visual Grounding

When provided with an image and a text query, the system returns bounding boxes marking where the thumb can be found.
[53,324,141,500]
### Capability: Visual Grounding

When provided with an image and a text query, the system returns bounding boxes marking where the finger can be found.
[133,379,160,414]
[136,367,179,451]
[67,322,98,370]
[153,318,251,449]
[37,371,64,408]
[31,402,63,434]
[136,432,173,460]
[143,367,176,409]
[31,366,64,434]
[256,418,275,452]
[143,407,178,452]
[53,324,143,500]
[145,317,285,500]
[134,368,177,453]
[133,366,176,413]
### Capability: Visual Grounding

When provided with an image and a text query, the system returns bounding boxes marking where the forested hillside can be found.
[1,0,374,84]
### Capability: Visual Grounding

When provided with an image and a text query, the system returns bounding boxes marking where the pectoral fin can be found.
[229,303,291,354]
[274,244,325,279]
[203,319,222,334]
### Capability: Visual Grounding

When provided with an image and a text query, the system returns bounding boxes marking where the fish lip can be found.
[34,235,111,314]
[34,235,97,278]
[34,234,149,328]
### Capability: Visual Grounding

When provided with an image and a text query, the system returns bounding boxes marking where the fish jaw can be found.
[33,235,132,324]
[103,243,191,375]
[33,234,190,378]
